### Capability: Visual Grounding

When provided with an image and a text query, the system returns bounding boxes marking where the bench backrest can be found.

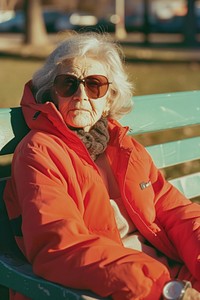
[120,90,200,199]
[1,90,200,198]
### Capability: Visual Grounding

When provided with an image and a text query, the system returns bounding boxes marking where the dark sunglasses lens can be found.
[54,75,110,99]
[54,75,78,97]
[85,75,109,99]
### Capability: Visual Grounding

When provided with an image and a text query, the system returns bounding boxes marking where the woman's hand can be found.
[183,287,200,300]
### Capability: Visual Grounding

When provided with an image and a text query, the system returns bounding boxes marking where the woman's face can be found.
[53,57,110,132]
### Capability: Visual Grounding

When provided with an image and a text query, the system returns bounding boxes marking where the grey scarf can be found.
[75,117,110,161]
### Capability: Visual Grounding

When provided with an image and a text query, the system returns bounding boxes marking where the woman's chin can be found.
[67,120,91,132]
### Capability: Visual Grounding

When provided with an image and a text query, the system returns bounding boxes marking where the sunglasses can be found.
[54,74,111,99]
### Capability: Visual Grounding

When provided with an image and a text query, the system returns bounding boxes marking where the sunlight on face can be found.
[54,57,110,132]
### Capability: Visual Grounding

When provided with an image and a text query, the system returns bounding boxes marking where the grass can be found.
[0,57,43,108]
[127,61,200,96]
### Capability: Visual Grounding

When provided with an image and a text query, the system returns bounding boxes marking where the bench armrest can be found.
[0,251,108,300]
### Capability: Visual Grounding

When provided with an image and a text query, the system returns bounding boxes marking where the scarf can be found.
[75,117,110,161]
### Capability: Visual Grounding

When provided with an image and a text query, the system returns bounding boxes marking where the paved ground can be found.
[0,33,200,62]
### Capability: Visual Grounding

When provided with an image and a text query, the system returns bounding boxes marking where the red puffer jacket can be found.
[4,82,200,300]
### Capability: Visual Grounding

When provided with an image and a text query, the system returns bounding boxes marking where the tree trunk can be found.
[184,0,197,46]
[143,0,150,45]
[23,0,49,46]
[115,0,127,40]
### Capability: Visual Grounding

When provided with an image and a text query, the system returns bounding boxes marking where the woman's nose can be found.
[73,83,88,101]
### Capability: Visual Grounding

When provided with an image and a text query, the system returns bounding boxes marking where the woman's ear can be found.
[103,99,111,117]
[102,110,109,117]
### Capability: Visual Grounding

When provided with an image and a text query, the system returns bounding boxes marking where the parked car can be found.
[0,10,24,32]
[98,14,144,33]
[125,14,144,32]
[96,15,116,33]
[0,10,15,23]
[0,9,68,33]
[150,15,185,33]
[43,9,67,32]
[55,12,98,32]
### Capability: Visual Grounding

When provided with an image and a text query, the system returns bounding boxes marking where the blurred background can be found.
[0,0,200,196]
[1,0,200,37]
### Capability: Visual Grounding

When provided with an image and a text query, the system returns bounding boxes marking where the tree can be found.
[184,0,197,46]
[115,0,127,39]
[0,0,18,10]
[23,0,49,46]
[143,0,150,45]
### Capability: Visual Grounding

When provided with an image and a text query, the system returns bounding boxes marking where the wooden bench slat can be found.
[0,107,29,155]
[169,172,200,199]
[0,108,14,153]
[121,90,200,134]
[146,136,200,168]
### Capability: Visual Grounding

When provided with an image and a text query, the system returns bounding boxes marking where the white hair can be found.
[32,31,134,119]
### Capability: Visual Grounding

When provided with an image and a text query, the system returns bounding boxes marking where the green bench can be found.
[0,90,200,299]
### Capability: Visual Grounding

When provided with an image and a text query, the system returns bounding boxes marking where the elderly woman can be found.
[4,32,200,300]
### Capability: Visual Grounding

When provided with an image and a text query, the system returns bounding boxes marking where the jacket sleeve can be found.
[7,142,170,300]
[148,151,200,280]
